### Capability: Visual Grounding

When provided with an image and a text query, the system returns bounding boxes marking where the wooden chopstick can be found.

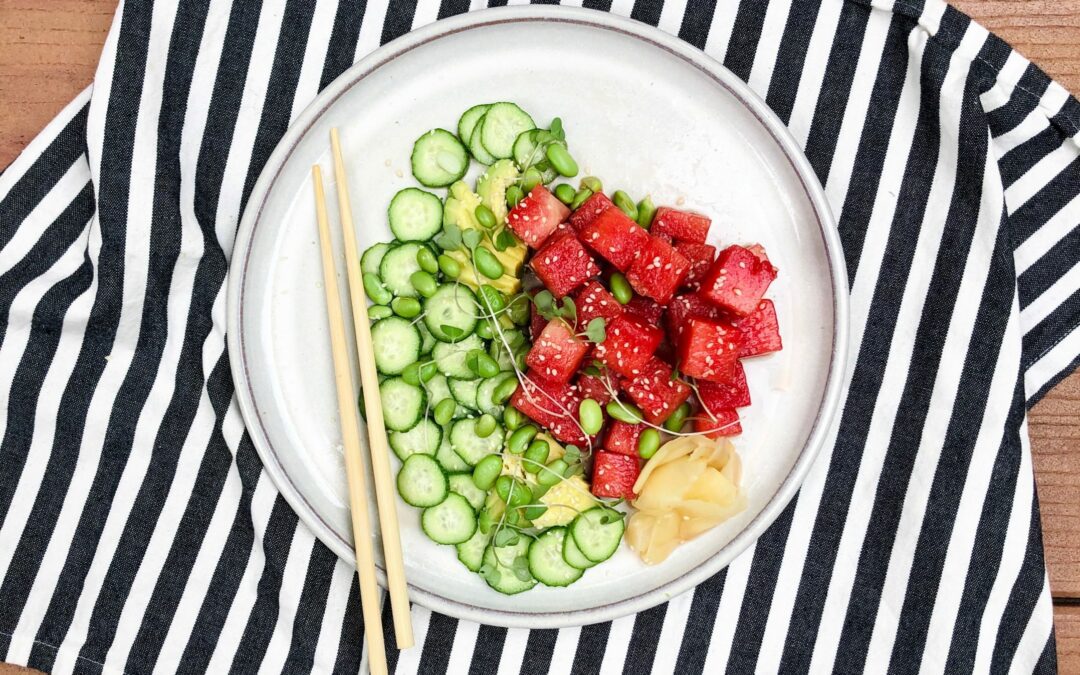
[329,128,415,649]
[311,165,390,675]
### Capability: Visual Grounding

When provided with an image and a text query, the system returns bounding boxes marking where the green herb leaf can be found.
[583,365,601,378]
[440,324,464,340]
[494,529,519,547]
[549,117,565,141]
[462,229,482,249]
[563,445,581,463]
[585,317,607,343]
[435,222,463,250]
[496,230,517,251]
[558,296,577,323]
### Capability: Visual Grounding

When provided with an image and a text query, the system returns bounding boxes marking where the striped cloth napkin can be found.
[1,0,1077,672]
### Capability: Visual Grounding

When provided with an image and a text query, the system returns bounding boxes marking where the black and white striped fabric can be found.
[1,0,1076,671]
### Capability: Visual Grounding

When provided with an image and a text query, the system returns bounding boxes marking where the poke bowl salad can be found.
[362,101,783,594]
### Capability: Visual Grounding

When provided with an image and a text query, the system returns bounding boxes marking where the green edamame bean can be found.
[476,353,500,379]
[496,477,531,507]
[475,204,497,229]
[664,402,692,432]
[368,305,393,320]
[410,270,438,298]
[503,406,524,431]
[419,361,438,382]
[545,143,579,177]
[523,505,548,521]
[606,400,643,424]
[524,440,550,472]
[479,285,506,313]
[391,296,421,318]
[473,454,503,491]
[638,428,661,459]
[416,246,439,274]
[402,363,422,386]
[474,247,505,280]
[578,399,603,435]
[466,349,487,376]
[514,350,528,371]
[507,509,522,526]
[478,508,496,534]
[495,475,514,502]
[507,295,530,325]
[613,190,638,221]
[522,168,543,193]
[476,319,494,340]
[434,398,457,426]
[554,183,576,205]
[636,196,657,229]
[437,254,461,279]
[475,414,498,438]
[508,425,538,454]
[580,176,603,193]
[538,459,569,486]
[363,273,392,305]
[493,377,519,405]
[609,273,633,305]
[506,185,525,209]
[570,188,593,210]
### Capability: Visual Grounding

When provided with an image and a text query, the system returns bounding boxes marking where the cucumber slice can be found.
[482,539,537,595]
[450,417,503,466]
[476,372,516,416]
[379,243,424,298]
[448,473,487,511]
[425,374,453,406]
[361,242,392,277]
[529,527,584,587]
[388,188,443,241]
[411,129,469,187]
[480,103,536,160]
[389,418,441,461]
[432,334,484,379]
[458,104,491,149]
[417,322,437,354]
[562,528,598,570]
[379,378,426,432]
[397,454,448,507]
[468,114,497,165]
[456,527,492,572]
[424,284,478,342]
[570,508,625,563]
[436,431,472,473]
[421,493,477,544]
[370,317,421,375]
[449,377,481,410]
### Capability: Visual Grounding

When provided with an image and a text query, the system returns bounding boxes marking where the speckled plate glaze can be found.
[227,6,849,629]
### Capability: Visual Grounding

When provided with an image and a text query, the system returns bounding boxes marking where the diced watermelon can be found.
[593,314,664,378]
[526,319,588,384]
[652,207,711,244]
[510,372,588,445]
[620,357,692,424]
[529,303,549,340]
[530,233,601,298]
[676,317,743,382]
[506,186,570,249]
[746,243,778,274]
[693,409,742,437]
[591,451,640,499]
[626,235,691,304]
[577,372,616,406]
[737,299,783,357]
[604,421,642,457]
[700,245,777,316]
[624,295,664,325]
[579,206,649,271]
[697,362,751,409]
[568,192,614,232]
[665,293,723,343]
[674,241,716,291]
[573,280,623,329]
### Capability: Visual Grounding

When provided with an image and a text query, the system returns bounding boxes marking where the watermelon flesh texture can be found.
[573,280,623,329]
[526,319,588,384]
[693,409,742,437]
[591,451,640,499]
[568,192,615,232]
[620,357,692,424]
[577,372,616,406]
[593,314,664,379]
[700,244,777,316]
[736,299,783,357]
[674,241,716,291]
[697,361,751,409]
[626,235,691,304]
[665,293,723,343]
[530,233,601,298]
[652,207,711,244]
[604,421,642,457]
[676,316,744,383]
[510,372,588,445]
[579,206,649,272]
[624,295,665,325]
[506,185,570,249]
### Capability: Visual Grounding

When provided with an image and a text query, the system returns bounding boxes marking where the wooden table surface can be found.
[0,0,1077,672]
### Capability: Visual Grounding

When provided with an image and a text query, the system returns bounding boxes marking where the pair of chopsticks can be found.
[311,128,414,675]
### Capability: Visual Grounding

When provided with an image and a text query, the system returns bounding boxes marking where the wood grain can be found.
[0,0,1077,671]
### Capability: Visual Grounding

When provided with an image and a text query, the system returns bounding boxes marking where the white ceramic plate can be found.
[227,6,848,628]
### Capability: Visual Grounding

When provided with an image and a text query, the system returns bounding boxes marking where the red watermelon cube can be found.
[737,299,783,357]
[652,207,711,244]
[693,409,742,437]
[573,280,623,329]
[624,295,664,325]
[700,245,777,316]
[511,372,588,445]
[626,235,691,304]
[620,357,692,424]
[506,186,570,249]
[674,241,716,291]
[697,362,751,409]
[665,293,723,343]
[604,421,642,457]
[579,206,649,271]
[530,234,600,298]
[526,319,588,384]
[746,243,776,272]
[529,303,549,340]
[591,451,640,499]
[568,192,615,232]
[577,372,616,406]
[676,317,743,382]
[593,314,664,378]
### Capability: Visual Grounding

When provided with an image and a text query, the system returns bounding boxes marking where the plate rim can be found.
[226,4,850,629]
